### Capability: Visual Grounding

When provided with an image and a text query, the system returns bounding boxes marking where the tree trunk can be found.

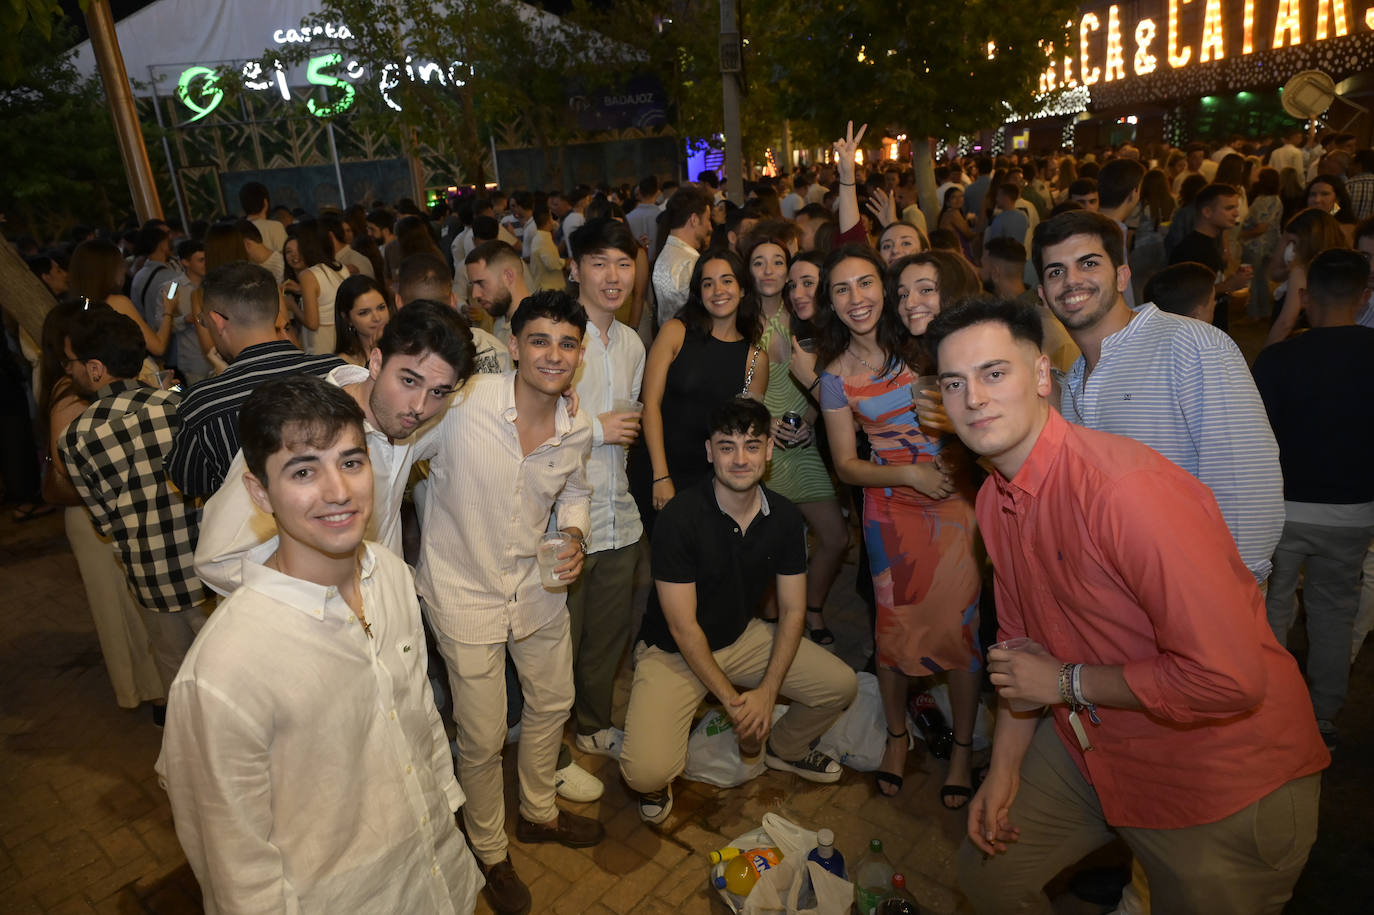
[913,137,940,229]
[0,241,55,344]
[457,88,486,188]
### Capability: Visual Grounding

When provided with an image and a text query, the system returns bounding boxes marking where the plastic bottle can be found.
[853,838,895,915]
[908,691,954,760]
[807,828,847,879]
[712,846,783,897]
[708,845,743,865]
[876,873,921,913]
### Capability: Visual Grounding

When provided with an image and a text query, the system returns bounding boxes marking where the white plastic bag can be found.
[711,814,853,915]
[814,671,886,771]
[684,705,787,788]
[926,681,993,751]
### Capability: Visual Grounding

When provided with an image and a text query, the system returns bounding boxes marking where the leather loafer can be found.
[478,856,531,915]
[515,810,606,848]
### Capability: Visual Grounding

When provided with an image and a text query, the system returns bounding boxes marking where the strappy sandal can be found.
[875,728,908,797]
[940,737,976,810]
[805,609,834,645]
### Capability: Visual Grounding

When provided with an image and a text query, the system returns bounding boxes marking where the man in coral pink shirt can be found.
[928,298,1329,914]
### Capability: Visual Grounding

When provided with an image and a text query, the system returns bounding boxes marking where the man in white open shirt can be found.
[415,290,603,915]
[563,218,646,759]
[193,302,476,593]
[157,374,482,914]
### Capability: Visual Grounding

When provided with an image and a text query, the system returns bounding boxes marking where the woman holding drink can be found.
[816,242,982,808]
[745,235,848,644]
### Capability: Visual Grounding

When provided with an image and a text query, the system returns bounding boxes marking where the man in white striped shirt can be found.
[415,290,602,915]
[564,219,647,760]
[1034,210,1284,583]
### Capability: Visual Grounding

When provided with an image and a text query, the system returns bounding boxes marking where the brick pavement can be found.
[3,480,1368,913]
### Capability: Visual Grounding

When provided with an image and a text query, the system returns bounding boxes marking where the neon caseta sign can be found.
[173,21,471,123]
[1037,0,1374,93]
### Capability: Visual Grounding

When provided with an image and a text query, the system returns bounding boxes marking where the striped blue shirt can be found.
[1058,304,1284,582]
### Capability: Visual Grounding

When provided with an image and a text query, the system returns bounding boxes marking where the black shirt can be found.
[639,478,807,653]
[1169,230,1228,331]
[1252,325,1374,504]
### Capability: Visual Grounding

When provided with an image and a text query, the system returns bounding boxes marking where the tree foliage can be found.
[0,17,134,240]
[767,0,1080,140]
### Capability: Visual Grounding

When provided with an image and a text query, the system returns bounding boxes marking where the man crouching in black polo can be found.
[619,397,858,824]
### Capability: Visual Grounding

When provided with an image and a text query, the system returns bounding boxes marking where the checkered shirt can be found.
[1346,173,1374,222]
[59,379,207,612]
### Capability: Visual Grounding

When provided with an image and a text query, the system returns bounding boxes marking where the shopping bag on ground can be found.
[711,814,853,915]
[684,705,787,787]
[814,671,885,771]
[926,681,993,751]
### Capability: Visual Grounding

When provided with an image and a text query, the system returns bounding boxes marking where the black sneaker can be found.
[638,785,673,824]
[764,743,842,783]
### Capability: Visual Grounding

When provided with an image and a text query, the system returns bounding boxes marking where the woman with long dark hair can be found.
[746,234,847,644]
[333,274,394,365]
[1265,208,1350,346]
[816,243,982,809]
[67,239,174,357]
[640,248,767,516]
[293,219,348,353]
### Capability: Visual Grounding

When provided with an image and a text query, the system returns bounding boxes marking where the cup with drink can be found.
[537,531,574,590]
[911,374,950,435]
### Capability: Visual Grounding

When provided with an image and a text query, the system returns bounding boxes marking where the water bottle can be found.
[807,827,847,878]
[876,873,922,913]
[853,838,895,915]
[909,691,954,760]
[712,846,783,897]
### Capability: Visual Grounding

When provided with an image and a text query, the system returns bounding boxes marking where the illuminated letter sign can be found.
[1168,0,1193,67]
[1199,0,1226,61]
[1315,0,1350,39]
[1134,19,1158,75]
[304,53,356,117]
[1104,5,1126,80]
[177,66,223,122]
[1272,0,1303,47]
[1080,13,1101,85]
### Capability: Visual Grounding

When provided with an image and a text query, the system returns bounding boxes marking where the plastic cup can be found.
[537,532,572,589]
[611,398,643,415]
[991,637,1036,652]
[153,370,175,390]
[796,338,817,354]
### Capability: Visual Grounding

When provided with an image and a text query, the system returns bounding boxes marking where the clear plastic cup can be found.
[611,398,643,415]
[991,637,1036,652]
[153,370,176,390]
[537,532,573,589]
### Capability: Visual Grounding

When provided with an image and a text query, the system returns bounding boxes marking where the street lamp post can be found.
[718,0,743,202]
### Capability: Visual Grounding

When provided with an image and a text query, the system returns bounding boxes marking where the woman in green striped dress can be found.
[746,234,849,645]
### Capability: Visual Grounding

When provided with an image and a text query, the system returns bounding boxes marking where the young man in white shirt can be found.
[563,219,647,760]
[158,374,482,914]
[416,290,602,915]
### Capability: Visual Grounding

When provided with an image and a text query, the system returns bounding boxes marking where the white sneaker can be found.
[554,760,604,802]
[574,727,625,759]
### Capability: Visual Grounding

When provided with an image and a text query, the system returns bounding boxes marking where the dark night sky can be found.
[58,0,583,44]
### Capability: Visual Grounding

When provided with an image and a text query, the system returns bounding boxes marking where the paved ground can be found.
[1,295,1367,915]
[2,504,1370,914]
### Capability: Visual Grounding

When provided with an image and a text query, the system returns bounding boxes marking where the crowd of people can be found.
[1,118,1371,915]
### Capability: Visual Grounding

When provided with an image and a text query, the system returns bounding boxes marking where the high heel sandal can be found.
[805,608,834,645]
[940,737,977,810]
[875,728,908,797]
